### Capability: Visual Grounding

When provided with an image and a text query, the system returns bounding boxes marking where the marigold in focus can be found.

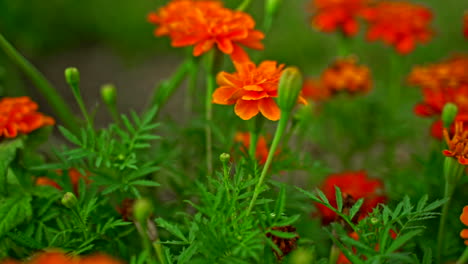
[234,132,273,164]
[460,205,468,245]
[360,1,433,54]
[0,97,55,139]
[310,0,369,36]
[212,61,285,121]
[147,0,264,62]
[443,121,468,165]
[320,57,372,95]
[315,171,385,225]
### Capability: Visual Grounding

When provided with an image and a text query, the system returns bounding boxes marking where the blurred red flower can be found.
[460,205,468,245]
[315,171,386,225]
[212,61,285,121]
[1,251,124,264]
[310,0,369,36]
[0,97,55,139]
[234,132,273,164]
[360,1,433,54]
[147,0,264,62]
[301,78,331,102]
[320,57,372,95]
[36,169,90,194]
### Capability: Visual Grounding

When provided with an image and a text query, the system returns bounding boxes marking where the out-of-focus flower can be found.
[266,225,299,260]
[315,171,386,225]
[301,78,331,102]
[360,1,433,54]
[310,0,369,36]
[147,0,264,62]
[36,169,90,193]
[460,205,468,245]
[320,57,372,95]
[464,12,468,39]
[0,97,55,139]
[430,114,468,140]
[212,61,284,121]
[1,251,124,264]
[234,132,273,164]
[443,121,468,165]
[78,254,123,264]
[116,198,135,221]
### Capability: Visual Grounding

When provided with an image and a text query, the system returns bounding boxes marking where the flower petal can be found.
[217,38,234,54]
[234,100,259,120]
[212,87,239,105]
[259,98,280,121]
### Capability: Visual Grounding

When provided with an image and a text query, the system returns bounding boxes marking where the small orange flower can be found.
[310,0,369,36]
[320,57,372,95]
[0,97,55,139]
[36,169,90,193]
[301,78,331,102]
[360,1,433,54]
[147,0,264,62]
[212,61,284,121]
[460,205,468,245]
[234,132,271,164]
[1,251,124,264]
[443,121,468,165]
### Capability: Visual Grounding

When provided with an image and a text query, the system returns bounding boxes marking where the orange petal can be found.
[217,38,234,54]
[259,98,280,121]
[461,206,468,226]
[216,72,241,87]
[230,45,251,63]
[461,229,468,239]
[193,39,215,56]
[234,100,259,120]
[212,87,238,105]
[242,91,268,100]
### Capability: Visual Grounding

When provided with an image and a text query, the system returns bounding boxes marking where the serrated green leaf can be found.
[386,230,422,253]
[156,218,188,242]
[335,186,343,213]
[349,198,364,220]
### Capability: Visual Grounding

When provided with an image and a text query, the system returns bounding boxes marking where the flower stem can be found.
[205,51,216,180]
[222,159,231,200]
[152,241,166,264]
[456,247,468,264]
[328,244,340,264]
[437,182,455,264]
[246,112,290,216]
[0,33,79,134]
[237,0,252,11]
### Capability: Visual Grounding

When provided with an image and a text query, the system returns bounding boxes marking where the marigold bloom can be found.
[1,251,123,264]
[443,121,468,165]
[234,132,272,164]
[36,169,90,193]
[0,97,55,139]
[315,171,385,225]
[147,0,264,62]
[212,61,285,121]
[460,205,468,245]
[301,78,331,102]
[320,57,372,95]
[310,0,369,36]
[360,1,433,54]
[430,114,468,140]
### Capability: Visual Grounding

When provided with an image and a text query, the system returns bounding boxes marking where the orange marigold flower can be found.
[0,97,55,139]
[29,251,76,264]
[301,78,331,102]
[443,121,468,165]
[460,205,468,245]
[147,0,264,62]
[310,0,369,36]
[320,57,372,95]
[315,171,385,225]
[360,1,433,54]
[234,132,272,164]
[36,169,90,193]
[212,61,284,121]
[78,254,123,264]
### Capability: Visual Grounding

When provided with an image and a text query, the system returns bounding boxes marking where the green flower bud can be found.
[61,192,78,209]
[265,0,282,17]
[220,153,230,163]
[64,67,80,87]
[101,84,117,106]
[370,217,379,225]
[442,103,458,128]
[133,198,153,223]
[289,247,313,264]
[277,67,303,113]
[443,156,465,184]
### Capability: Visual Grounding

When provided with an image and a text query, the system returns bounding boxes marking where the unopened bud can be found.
[266,0,282,17]
[220,153,230,163]
[101,84,117,106]
[370,217,379,225]
[61,192,78,209]
[442,103,458,128]
[64,67,80,87]
[278,67,303,113]
[289,247,313,264]
[133,198,153,223]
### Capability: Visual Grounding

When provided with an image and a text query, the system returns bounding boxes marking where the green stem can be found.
[222,160,231,200]
[246,112,289,216]
[338,34,352,57]
[152,241,166,264]
[237,0,252,11]
[0,33,79,133]
[437,182,455,264]
[205,51,215,179]
[150,58,194,116]
[69,82,93,128]
[456,247,468,264]
[329,244,340,264]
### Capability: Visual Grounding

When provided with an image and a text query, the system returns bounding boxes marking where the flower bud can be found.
[444,156,465,184]
[133,198,153,223]
[64,67,80,87]
[289,247,313,264]
[370,217,379,225]
[100,84,117,106]
[266,0,282,17]
[220,153,230,163]
[278,67,303,113]
[442,103,458,128]
[61,192,78,209]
